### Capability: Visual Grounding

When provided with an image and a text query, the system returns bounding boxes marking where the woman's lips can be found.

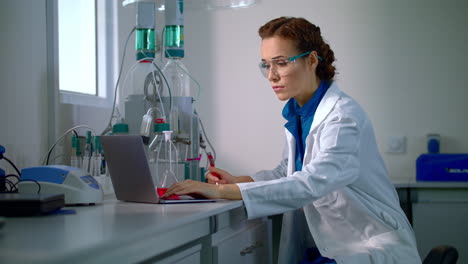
[272,86,284,92]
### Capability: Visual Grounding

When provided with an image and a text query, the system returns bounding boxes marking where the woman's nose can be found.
[267,68,279,81]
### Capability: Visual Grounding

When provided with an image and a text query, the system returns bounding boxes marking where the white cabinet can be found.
[140,206,272,264]
[411,187,468,263]
[397,184,468,263]
[151,244,202,264]
[212,217,272,264]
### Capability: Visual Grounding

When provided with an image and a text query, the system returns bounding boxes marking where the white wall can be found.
[0,0,49,171]
[179,0,468,181]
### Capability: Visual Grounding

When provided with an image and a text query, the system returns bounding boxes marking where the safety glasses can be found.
[259,51,312,78]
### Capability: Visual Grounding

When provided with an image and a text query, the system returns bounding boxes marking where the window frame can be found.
[48,0,118,108]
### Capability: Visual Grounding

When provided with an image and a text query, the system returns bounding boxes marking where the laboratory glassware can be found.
[82,131,92,173]
[71,137,83,169]
[90,136,102,177]
[164,0,184,59]
[155,130,180,199]
[161,59,191,98]
[70,134,78,168]
[118,0,160,135]
[163,0,190,98]
[148,122,170,181]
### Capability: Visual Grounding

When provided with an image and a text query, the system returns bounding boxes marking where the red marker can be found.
[207,152,220,184]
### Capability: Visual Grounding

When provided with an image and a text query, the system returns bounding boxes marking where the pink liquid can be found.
[157,188,180,200]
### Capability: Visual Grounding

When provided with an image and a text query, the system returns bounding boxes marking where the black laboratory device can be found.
[0,144,65,216]
[0,144,10,192]
[0,144,21,178]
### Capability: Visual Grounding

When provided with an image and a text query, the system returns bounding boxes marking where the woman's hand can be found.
[161,179,244,200]
[161,180,222,199]
[207,167,255,185]
[162,167,253,200]
[206,167,238,184]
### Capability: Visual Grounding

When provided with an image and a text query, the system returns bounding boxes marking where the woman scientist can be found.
[162,17,421,264]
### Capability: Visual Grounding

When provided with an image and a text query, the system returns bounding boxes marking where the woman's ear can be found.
[307,51,319,71]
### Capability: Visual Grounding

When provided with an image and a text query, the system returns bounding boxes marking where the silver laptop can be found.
[101,135,218,204]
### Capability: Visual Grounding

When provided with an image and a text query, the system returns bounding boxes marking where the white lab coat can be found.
[237,82,421,264]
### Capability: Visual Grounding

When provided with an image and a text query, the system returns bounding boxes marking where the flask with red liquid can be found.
[155,131,180,199]
[148,122,168,185]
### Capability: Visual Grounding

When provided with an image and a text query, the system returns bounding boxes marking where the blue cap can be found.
[0,144,5,159]
[165,49,184,58]
[137,51,155,61]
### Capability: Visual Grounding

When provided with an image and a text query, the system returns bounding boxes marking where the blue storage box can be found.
[416,154,468,181]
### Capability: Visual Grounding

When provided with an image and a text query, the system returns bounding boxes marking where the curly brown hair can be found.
[258,17,336,81]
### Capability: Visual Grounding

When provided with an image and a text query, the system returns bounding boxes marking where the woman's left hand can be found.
[161,180,222,199]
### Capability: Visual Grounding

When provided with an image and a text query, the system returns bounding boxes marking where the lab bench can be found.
[0,195,272,264]
[395,181,468,263]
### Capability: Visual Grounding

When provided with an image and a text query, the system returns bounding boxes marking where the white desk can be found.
[394,180,468,189]
[0,196,271,264]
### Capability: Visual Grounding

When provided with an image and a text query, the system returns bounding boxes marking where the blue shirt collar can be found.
[282,80,330,122]
[282,80,331,172]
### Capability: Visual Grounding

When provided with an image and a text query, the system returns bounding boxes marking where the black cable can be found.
[48,154,67,164]
[2,174,21,193]
[4,179,16,192]
[152,61,173,118]
[2,156,21,176]
[46,129,77,165]
[1,174,41,194]
[6,174,20,182]
[46,143,53,165]
[101,27,136,136]
[14,179,41,194]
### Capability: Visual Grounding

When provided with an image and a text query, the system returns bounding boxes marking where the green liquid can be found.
[165,25,184,48]
[136,28,155,59]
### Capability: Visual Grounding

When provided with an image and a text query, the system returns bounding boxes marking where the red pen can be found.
[207,152,220,184]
